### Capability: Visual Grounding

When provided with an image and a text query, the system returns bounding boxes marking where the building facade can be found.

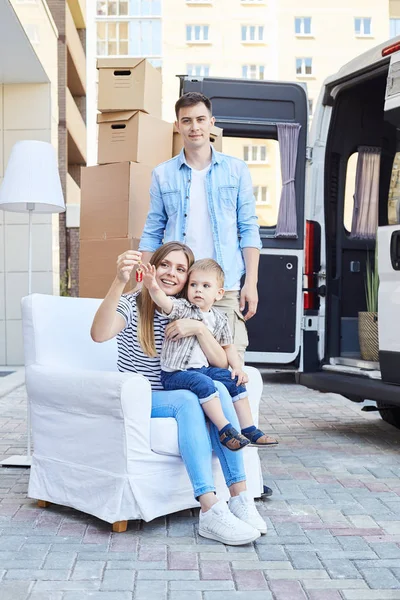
[0,0,86,365]
[88,1,398,231]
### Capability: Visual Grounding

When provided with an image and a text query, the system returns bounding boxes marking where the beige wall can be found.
[0,2,59,365]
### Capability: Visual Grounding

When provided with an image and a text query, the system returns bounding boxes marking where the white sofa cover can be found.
[22,294,264,524]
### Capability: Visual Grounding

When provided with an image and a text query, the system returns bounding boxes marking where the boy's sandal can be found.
[243,429,279,447]
[219,427,250,451]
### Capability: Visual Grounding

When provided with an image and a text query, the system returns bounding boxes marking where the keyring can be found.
[136,261,143,283]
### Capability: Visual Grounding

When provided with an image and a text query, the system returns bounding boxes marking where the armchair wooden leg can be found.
[112,520,128,533]
[37,500,51,508]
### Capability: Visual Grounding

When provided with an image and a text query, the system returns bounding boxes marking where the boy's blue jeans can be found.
[151,381,246,499]
[161,366,248,404]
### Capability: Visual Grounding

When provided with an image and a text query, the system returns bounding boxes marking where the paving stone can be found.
[100,569,135,591]
[359,568,400,589]
[71,560,105,580]
[322,558,363,579]
[63,594,132,600]
[0,581,33,600]
[204,593,272,600]
[134,580,166,600]
[286,551,323,569]
[233,569,269,590]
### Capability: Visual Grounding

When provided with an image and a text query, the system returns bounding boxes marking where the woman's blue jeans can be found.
[151,380,246,498]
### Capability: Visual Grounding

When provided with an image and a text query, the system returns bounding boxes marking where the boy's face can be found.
[175,102,215,152]
[187,269,224,311]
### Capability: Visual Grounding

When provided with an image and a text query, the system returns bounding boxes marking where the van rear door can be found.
[378,225,400,386]
[180,77,308,365]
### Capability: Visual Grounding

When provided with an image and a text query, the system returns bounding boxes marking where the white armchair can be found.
[22,294,264,531]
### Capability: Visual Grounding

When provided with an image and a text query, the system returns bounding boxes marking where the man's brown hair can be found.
[175,92,212,120]
[188,258,225,288]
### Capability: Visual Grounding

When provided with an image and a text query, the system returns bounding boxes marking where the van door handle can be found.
[390,230,400,270]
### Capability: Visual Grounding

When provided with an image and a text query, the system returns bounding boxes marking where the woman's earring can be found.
[136,262,143,283]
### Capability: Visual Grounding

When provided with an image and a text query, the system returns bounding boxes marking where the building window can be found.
[186,25,210,42]
[390,18,400,38]
[244,145,267,163]
[97,20,161,56]
[354,17,372,37]
[97,0,128,16]
[187,64,210,77]
[97,0,161,16]
[241,25,265,43]
[296,57,313,76]
[253,186,269,205]
[295,17,312,35]
[97,21,129,55]
[242,65,265,80]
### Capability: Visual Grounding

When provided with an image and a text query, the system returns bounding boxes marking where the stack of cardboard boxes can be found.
[79,58,223,298]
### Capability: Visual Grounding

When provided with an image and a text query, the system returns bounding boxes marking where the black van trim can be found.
[299,371,400,405]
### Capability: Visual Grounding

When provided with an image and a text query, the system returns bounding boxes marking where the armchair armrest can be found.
[26,365,152,474]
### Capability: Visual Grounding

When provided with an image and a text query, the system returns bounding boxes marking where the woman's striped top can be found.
[116,292,168,391]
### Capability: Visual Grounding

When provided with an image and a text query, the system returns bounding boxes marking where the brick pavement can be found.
[1,373,400,599]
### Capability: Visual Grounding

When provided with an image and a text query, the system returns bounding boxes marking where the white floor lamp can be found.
[0,140,65,467]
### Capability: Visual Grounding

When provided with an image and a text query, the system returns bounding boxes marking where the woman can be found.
[91,241,266,545]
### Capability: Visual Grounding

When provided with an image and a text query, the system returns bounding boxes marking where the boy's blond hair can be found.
[188,258,225,288]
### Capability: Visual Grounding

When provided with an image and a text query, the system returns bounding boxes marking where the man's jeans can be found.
[161,367,247,404]
[151,381,246,498]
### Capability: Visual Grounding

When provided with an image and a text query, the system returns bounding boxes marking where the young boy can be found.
[142,258,278,452]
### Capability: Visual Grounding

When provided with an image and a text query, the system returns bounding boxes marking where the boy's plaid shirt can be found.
[161,298,232,371]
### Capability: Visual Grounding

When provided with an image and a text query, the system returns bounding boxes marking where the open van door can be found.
[180,76,308,366]
[378,225,400,387]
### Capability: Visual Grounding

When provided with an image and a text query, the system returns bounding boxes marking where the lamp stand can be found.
[0,203,35,468]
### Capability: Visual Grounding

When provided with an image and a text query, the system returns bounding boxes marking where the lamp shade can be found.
[0,140,65,213]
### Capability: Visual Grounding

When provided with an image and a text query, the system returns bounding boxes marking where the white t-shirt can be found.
[187,310,216,369]
[185,165,216,261]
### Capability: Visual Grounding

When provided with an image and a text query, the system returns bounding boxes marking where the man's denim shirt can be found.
[139,147,262,290]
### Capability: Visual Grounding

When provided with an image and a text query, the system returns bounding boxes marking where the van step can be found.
[329,356,379,370]
[322,363,381,379]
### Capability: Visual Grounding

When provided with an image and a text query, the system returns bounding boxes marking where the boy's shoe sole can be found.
[247,440,279,447]
[198,527,261,545]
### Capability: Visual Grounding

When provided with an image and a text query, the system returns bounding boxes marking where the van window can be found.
[343,152,358,232]
[388,151,400,225]
[222,137,282,228]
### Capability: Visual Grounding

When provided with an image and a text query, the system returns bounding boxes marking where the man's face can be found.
[175,103,215,151]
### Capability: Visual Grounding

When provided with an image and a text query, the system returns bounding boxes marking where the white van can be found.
[180,37,400,427]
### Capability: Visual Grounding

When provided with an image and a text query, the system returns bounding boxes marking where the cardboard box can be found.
[80,162,152,241]
[97,58,161,117]
[172,124,223,156]
[79,237,140,299]
[97,111,172,167]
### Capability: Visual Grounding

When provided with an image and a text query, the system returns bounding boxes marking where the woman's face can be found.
[155,250,189,296]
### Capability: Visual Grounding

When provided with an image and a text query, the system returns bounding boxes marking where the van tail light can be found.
[382,41,400,57]
[304,220,321,310]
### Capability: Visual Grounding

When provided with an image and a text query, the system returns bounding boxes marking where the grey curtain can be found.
[350,146,381,239]
[275,123,301,238]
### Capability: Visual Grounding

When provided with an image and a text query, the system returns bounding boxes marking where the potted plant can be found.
[358,249,379,362]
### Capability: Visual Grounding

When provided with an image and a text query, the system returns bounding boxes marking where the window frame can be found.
[97,20,129,56]
[253,185,270,206]
[354,17,372,37]
[390,18,400,38]
[186,64,210,77]
[243,144,268,164]
[294,16,312,37]
[242,64,265,80]
[295,57,313,78]
[186,24,211,43]
[241,25,265,43]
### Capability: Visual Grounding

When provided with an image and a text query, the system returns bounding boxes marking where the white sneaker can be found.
[228,491,268,534]
[198,500,261,546]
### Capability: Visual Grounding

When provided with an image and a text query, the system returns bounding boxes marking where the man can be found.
[139,91,262,360]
